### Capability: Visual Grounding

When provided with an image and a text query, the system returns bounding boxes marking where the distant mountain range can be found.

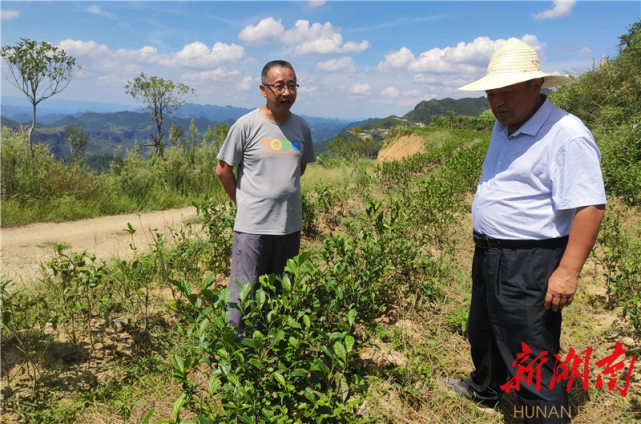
[1,95,496,158]
[314,96,490,153]
[1,97,356,157]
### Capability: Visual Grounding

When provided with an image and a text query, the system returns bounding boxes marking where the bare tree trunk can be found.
[28,102,36,158]
[156,114,164,157]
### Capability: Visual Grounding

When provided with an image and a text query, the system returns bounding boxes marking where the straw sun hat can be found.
[458,38,571,91]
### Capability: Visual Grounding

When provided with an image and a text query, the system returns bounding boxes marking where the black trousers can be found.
[466,242,569,424]
[227,231,301,335]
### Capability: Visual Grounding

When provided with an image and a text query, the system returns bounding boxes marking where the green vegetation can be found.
[0,123,227,226]
[550,18,641,205]
[125,73,195,157]
[0,38,80,156]
[2,123,639,422]
[319,96,489,155]
[1,21,640,424]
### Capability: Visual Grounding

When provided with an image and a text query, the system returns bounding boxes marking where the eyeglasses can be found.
[263,83,299,93]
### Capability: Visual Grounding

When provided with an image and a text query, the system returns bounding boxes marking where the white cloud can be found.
[532,1,576,21]
[1,10,19,20]
[58,39,244,68]
[316,57,356,72]
[239,76,257,91]
[349,83,371,95]
[298,86,317,93]
[294,36,368,55]
[245,57,258,64]
[87,5,114,18]
[182,69,240,83]
[579,47,592,54]
[239,18,334,46]
[378,35,547,75]
[380,87,400,98]
[402,89,422,97]
[305,1,326,10]
[161,42,245,67]
[378,47,416,69]
[238,18,369,55]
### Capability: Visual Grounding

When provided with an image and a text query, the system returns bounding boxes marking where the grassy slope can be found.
[2,130,638,424]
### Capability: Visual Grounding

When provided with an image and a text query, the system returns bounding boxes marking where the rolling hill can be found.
[315,96,490,154]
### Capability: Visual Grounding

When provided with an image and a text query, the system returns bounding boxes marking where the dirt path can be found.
[1,206,200,284]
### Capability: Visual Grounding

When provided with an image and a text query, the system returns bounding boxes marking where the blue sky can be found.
[1,1,639,119]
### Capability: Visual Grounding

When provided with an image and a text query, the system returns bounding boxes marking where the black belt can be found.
[473,232,569,249]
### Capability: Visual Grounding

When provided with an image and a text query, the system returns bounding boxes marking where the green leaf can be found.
[320,345,334,361]
[340,374,349,403]
[238,281,252,303]
[304,387,315,403]
[347,309,357,326]
[171,394,187,421]
[203,273,217,288]
[286,317,301,329]
[256,289,266,308]
[273,372,286,389]
[281,275,292,294]
[298,251,311,264]
[139,408,156,424]
[273,330,285,342]
[344,335,355,353]
[334,342,347,363]
[242,338,256,349]
[220,287,231,303]
[248,359,263,368]
[171,355,184,373]
[227,373,239,387]
[303,314,311,329]
[2,311,11,325]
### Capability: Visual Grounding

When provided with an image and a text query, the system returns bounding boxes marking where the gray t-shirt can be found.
[217,109,316,235]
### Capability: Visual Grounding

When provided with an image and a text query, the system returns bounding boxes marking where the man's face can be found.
[260,66,297,113]
[485,80,542,128]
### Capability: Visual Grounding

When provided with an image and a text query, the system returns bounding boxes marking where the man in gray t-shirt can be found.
[216,60,315,335]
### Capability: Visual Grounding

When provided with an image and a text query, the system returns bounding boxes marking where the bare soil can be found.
[0,206,200,284]
[376,134,426,164]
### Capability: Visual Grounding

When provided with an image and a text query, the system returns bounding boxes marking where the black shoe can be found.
[442,378,500,415]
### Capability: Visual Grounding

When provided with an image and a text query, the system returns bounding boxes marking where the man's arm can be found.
[545,204,605,311]
[216,160,237,204]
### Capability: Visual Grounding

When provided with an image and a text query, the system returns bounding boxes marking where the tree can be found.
[446,107,456,130]
[65,123,89,162]
[125,73,194,157]
[1,39,80,157]
[328,137,353,158]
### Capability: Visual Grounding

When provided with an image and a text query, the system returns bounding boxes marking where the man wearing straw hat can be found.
[445,38,606,422]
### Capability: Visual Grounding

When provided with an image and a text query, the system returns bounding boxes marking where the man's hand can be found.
[545,204,605,312]
[545,266,578,311]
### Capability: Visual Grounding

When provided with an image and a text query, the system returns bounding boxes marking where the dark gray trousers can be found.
[466,242,569,423]
[227,230,301,335]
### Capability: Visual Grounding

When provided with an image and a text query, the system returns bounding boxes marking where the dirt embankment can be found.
[376,133,427,164]
[0,206,200,284]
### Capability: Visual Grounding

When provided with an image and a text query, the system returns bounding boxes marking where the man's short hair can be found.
[261,60,296,84]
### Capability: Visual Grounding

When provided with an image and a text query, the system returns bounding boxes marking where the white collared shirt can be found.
[472,96,607,240]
